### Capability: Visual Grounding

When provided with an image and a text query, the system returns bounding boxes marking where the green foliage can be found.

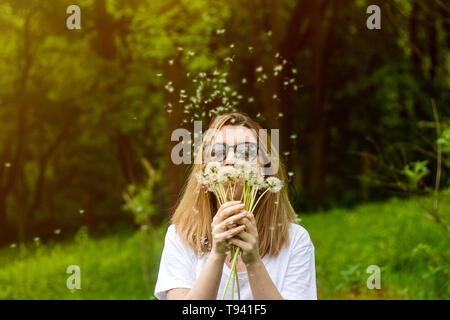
[0,224,167,299]
[401,160,430,190]
[299,196,450,299]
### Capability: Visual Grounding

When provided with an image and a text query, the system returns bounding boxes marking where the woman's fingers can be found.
[215,203,245,222]
[228,237,252,251]
[239,217,257,235]
[218,211,248,230]
[215,224,246,241]
[212,201,241,224]
[218,201,242,212]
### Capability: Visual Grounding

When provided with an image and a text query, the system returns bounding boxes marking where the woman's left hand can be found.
[228,212,261,265]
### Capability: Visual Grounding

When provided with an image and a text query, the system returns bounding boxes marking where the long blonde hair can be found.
[170,112,297,258]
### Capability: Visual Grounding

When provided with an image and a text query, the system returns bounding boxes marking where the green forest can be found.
[0,0,449,299]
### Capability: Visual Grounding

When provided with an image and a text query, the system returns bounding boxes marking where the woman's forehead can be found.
[213,125,257,144]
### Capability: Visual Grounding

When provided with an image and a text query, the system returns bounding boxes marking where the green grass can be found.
[0,196,448,299]
[300,196,449,299]
[0,225,167,299]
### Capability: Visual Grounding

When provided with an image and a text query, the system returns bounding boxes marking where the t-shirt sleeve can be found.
[154,225,197,300]
[280,226,317,300]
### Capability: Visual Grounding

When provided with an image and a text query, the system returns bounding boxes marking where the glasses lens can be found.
[209,143,227,161]
[236,142,258,161]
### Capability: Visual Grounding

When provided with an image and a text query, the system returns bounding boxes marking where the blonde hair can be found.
[170,112,297,258]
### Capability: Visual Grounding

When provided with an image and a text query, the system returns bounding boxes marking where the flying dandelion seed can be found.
[278,112,284,118]
[256,66,263,73]
[272,94,278,100]
[248,97,255,103]
[241,78,247,84]
[177,47,184,51]
[290,134,297,140]
[283,151,290,156]
[274,65,283,72]
[156,73,163,77]
[230,43,235,48]
[168,59,174,65]
[256,112,261,118]
[188,51,195,56]
[79,209,84,215]
[224,57,233,63]
[248,46,253,52]
[275,52,280,58]
[216,29,226,34]
[288,171,294,177]
[5,162,11,167]
[292,68,297,74]
[10,243,16,249]
[54,229,61,235]
[293,85,298,91]
[267,30,272,37]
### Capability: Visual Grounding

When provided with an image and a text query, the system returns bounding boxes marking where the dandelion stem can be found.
[250,189,269,213]
[221,246,241,300]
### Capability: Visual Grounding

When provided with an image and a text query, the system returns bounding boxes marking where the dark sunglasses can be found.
[203,142,259,162]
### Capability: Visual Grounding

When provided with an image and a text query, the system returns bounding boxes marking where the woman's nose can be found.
[224,149,235,165]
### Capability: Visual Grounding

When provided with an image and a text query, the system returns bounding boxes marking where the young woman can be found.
[154,113,317,300]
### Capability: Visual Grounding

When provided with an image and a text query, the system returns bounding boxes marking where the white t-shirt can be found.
[154,223,317,300]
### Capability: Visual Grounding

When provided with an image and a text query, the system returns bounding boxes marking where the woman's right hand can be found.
[211,201,247,257]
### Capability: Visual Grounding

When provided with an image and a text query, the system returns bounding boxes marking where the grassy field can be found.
[0,196,448,299]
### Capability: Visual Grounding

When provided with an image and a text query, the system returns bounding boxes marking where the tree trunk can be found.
[303,0,332,209]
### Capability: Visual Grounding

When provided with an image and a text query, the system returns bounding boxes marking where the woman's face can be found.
[208,125,259,200]
[211,125,258,166]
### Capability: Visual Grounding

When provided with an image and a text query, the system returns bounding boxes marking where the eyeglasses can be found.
[203,142,259,162]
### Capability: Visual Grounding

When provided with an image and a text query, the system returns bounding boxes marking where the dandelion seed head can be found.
[266,177,283,193]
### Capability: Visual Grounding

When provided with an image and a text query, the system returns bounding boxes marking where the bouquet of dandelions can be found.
[196,160,283,300]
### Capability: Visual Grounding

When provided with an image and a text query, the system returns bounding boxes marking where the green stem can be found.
[235,261,241,300]
[250,189,269,213]
[221,246,241,300]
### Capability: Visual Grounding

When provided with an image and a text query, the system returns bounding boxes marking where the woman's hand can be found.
[228,212,260,265]
[211,201,248,257]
